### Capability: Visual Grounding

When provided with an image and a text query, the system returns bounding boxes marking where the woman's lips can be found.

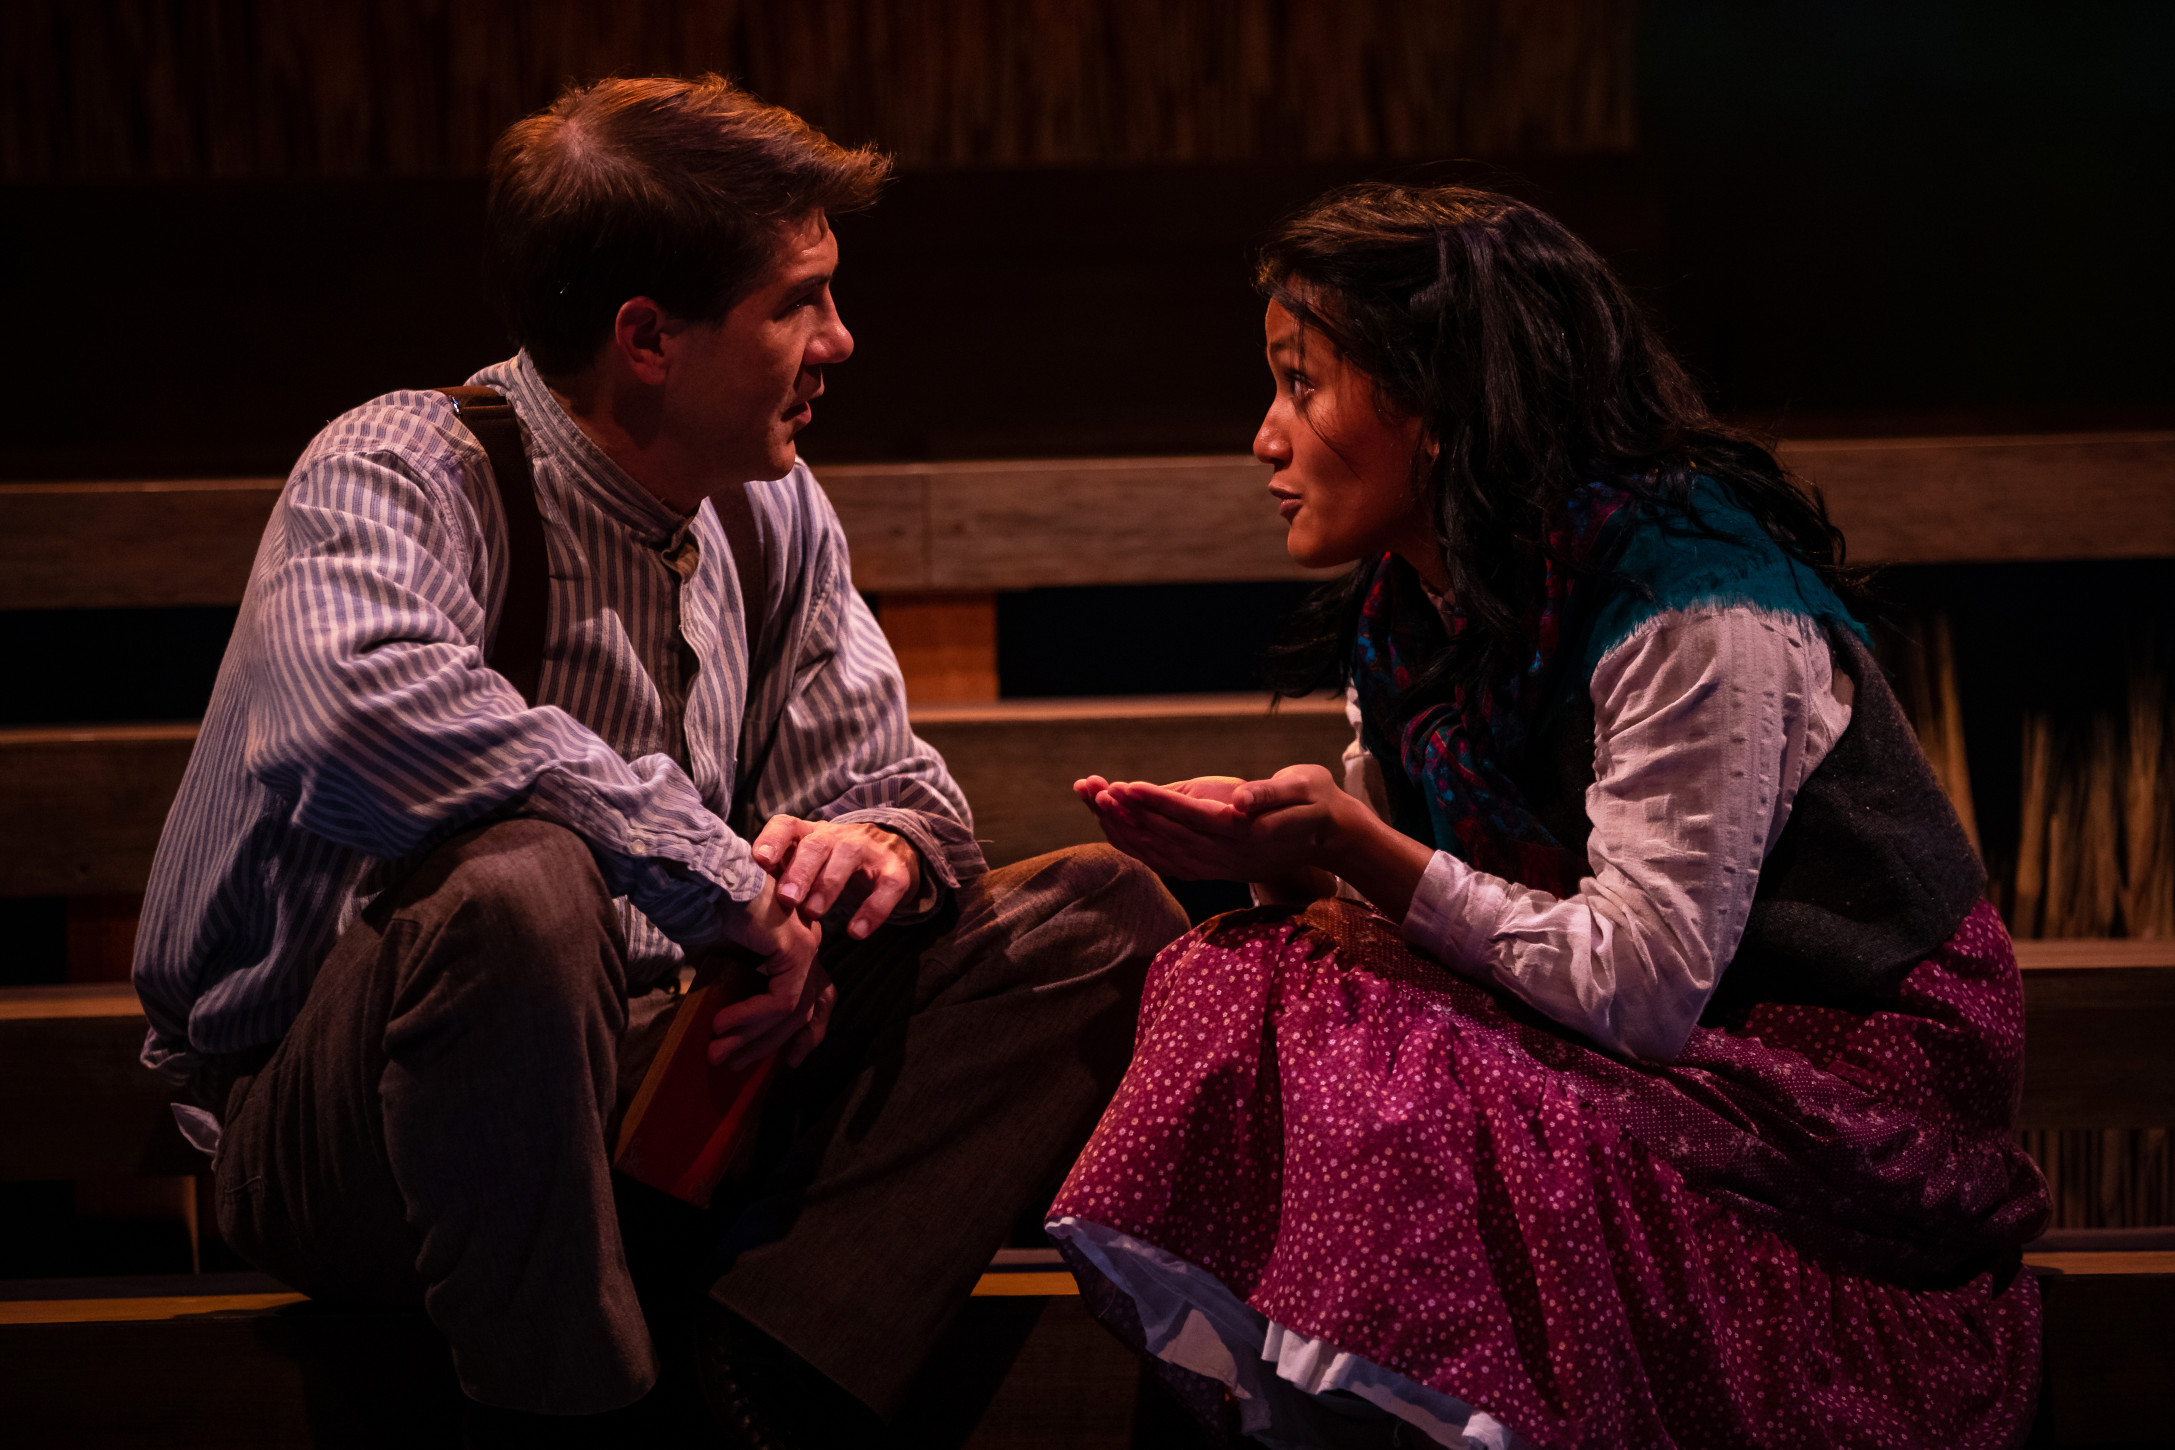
[1277,497,1301,521]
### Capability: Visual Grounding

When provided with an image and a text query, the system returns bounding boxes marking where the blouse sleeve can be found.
[1396,605,1855,1060]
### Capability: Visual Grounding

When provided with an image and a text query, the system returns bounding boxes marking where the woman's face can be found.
[1254,298,1440,585]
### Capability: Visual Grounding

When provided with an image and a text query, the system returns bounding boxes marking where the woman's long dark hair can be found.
[1261,183,1862,709]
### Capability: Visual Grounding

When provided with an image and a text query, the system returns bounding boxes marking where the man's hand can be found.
[711,874,834,1069]
[750,816,922,940]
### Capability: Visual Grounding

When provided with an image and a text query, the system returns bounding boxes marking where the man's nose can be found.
[813,309,854,366]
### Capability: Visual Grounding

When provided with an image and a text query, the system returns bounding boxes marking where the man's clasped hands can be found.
[707,817,923,1072]
[707,764,1386,1076]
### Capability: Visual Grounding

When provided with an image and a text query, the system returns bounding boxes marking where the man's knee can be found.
[386,817,625,999]
[1016,842,1190,961]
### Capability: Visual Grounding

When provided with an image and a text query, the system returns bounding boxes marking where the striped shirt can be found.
[134,352,982,1080]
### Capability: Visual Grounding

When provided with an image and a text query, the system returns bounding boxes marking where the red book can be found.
[613,960,779,1207]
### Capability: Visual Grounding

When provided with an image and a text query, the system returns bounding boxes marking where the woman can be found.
[1051,185,2047,1449]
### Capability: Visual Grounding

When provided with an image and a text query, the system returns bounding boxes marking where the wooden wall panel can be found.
[1777,433,2175,566]
[4,434,2168,610]
[2,0,1637,179]
[0,725,198,897]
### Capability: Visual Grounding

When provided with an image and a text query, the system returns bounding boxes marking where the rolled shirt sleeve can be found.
[1397,606,1854,1060]
[729,470,984,911]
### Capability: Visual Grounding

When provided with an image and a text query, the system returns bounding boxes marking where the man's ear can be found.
[611,297,675,387]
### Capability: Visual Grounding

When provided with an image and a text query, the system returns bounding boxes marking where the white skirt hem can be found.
[1047,1214,1529,1450]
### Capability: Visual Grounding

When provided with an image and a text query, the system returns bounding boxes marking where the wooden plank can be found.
[1779,432,2175,563]
[2024,1251,2175,1276]
[0,982,144,1021]
[2016,937,2175,970]
[0,479,281,610]
[969,1272,1078,1298]
[914,456,1332,590]
[0,987,197,1180]
[822,465,929,590]
[0,724,197,897]
[2019,961,2175,1130]
[879,591,1000,704]
[2035,1260,2175,1444]
[0,700,1352,896]
[5,435,2169,609]
[913,694,1352,868]
[0,1293,307,1326]
[0,1292,1131,1448]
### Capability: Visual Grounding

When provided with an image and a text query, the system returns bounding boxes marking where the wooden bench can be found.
[0,1202,2166,1446]
[0,1255,1146,1449]
[4,433,2171,704]
[3,439,2171,1440]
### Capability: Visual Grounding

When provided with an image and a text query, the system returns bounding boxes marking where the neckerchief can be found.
[1352,483,1631,896]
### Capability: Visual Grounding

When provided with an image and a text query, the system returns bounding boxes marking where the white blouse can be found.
[1353,604,1855,1062]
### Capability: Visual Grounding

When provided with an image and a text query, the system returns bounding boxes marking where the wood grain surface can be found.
[1776,432,2175,564]
[2035,1261,2175,1444]
[0,725,199,896]
[0,480,281,610]
[7,434,2167,610]
[0,987,195,1180]
[4,0,1635,179]
[0,700,1353,893]
[2019,961,2175,1131]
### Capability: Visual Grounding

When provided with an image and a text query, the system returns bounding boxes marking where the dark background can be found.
[1,0,2169,865]
[2,1,2169,482]
[4,0,2168,881]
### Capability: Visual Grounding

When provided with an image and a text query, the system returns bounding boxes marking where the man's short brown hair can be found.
[486,74,889,376]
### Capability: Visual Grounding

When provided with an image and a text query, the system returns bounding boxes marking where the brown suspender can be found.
[436,386,775,813]
[438,387,550,704]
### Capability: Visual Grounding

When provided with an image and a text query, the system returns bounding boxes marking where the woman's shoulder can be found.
[1576,476,1865,683]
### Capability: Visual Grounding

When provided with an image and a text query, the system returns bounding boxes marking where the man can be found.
[133,74,1186,1444]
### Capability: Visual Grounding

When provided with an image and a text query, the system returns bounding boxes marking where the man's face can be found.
[667,211,851,484]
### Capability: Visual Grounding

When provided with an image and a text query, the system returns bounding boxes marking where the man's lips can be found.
[783,378,824,424]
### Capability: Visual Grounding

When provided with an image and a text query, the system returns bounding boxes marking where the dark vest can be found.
[1508,629,1987,1018]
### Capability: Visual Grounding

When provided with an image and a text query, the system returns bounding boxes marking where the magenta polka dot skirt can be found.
[1049,898,2047,1449]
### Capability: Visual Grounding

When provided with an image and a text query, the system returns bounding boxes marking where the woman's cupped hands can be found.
[1072,764,1348,885]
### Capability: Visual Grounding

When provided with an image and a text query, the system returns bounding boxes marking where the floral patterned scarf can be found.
[1352,483,1631,897]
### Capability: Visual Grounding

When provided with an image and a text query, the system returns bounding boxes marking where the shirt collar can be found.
[505,350,689,544]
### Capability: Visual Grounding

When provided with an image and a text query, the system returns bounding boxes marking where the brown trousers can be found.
[214,818,1185,1416]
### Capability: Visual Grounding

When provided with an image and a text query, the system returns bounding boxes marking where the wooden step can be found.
[3,434,2169,613]
[0,696,1350,896]
[2013,938,2175,1131]
[0,983,197,1180]
[2028,1242,2175,1446]
[1,1248,2165,1448]
[8,940,2170,1182]
[0,1264,1130,1450]
[0,724,200,897]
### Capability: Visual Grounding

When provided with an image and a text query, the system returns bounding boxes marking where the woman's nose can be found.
[1253,410,1289,466]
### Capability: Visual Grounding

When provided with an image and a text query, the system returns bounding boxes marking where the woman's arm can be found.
[1397,606,1851,1058]
[1085,605,1851,1060]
